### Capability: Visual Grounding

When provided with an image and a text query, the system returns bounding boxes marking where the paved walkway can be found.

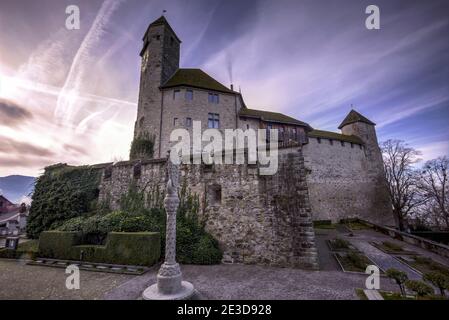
[104,263,397,300]
[0,259,133,300]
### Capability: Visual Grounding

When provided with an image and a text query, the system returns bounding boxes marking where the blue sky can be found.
[0,0,448,176]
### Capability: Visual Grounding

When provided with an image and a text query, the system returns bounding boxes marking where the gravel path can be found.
[0,259,133,299]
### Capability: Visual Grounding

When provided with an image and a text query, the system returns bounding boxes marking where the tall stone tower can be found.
[133,16,181,158]
[339,109,393,224]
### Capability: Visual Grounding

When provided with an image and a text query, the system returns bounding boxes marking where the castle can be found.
[132,16,392,225]
[49,16,393,269]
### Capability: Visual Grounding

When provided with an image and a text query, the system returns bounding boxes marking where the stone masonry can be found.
[97,145,319,269]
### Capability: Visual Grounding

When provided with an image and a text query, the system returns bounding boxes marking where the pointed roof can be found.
[238,108,312,129]
[161,68,235,93]
[338,109,375,129]
[143,15,181,43]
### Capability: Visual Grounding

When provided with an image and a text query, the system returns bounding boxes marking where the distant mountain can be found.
[0,175,35,203]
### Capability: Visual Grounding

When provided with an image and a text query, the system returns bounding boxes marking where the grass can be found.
[336,251,374,273]
[346,222,371,230]
[314,224,336,230]
[400,256,449,276]
[328,238,357,251]
[355,288,368,300]
[355,289,440,300]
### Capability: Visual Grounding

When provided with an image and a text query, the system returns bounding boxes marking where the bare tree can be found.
[419,157,449,229]
[381,140,425,231]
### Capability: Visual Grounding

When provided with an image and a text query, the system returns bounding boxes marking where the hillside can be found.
[0,175,35,203]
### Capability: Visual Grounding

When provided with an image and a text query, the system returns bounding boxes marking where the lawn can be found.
[398,256,449,276]
[335,251,376,273]
[371,241,415,255]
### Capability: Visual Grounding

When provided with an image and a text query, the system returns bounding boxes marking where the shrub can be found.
[345,251,369,270]
[386,268,408,296]
[129,131,154,160]
[38,231,160,266]
[382,241,403,252]
[26,165,101,239]
[405,280,434,297]
[423,272,449,296]
[332,238,351,249]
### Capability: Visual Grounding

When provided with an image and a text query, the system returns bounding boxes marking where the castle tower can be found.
[339,109,393,224]
[338,109,382,168]
[132,16,181,159]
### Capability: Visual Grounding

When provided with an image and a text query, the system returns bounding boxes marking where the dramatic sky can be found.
[0,0,448,176]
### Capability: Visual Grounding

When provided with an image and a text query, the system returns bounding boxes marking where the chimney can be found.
[230,84,234,91]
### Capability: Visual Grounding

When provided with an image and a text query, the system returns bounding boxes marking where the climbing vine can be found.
[129,131,155,160]
[26,164,101,239]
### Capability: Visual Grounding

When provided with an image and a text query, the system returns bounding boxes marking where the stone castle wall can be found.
[97,146,319,269]
[302,136,393,225]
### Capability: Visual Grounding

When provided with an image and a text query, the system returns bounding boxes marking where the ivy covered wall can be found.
[26,164,102,239]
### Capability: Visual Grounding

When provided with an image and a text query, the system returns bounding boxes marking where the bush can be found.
[382,241,403,252]
[423,272,449,296]
[38,231,160,266]
[0,240,39,260]
[129,131,154,160]
[346,251,369,270]
[405,280,434,297]
[26,165,101,239]
[386,268,408,296]
[332,238,350,249]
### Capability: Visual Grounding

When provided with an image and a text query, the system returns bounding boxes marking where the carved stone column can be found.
[142,153,195,300]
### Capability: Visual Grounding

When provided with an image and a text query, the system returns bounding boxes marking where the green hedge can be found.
[27,165,101,239]
[0,240,39,260]
[56,209,222,264]
[38,231,160,266]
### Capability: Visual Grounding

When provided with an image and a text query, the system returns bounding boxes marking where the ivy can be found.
[129,131,155,160]
[26,165,101,239]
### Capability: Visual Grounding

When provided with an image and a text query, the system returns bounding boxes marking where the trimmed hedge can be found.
[38,231,160,266]
[0,240,39,260]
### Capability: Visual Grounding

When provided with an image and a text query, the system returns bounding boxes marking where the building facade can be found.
[43,16,393,269]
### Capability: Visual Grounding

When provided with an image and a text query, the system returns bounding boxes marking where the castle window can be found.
[185,90,193,101]
[351,143,354,148]
[208,93,219,104]
[359,144,363,150]
[208,113,219,128]
[246,124,250,130]
[133,163,142,179]
[207,184,222,205]
[104,167,112,180]
[170,36,174,46]
[341,141,345,147]
[186,117,192,127]
[329,139,333,145]
[173,118,178,126]
[317,137,321,144]
[155,35,160,41]
[279,127,284,142]
[173,89,181,100]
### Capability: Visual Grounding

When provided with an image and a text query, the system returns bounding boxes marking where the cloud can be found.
[55,0,125,125]
[0,136,54,157]
[0,98,32,126]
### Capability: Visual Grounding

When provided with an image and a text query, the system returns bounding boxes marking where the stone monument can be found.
[142,153,195,300]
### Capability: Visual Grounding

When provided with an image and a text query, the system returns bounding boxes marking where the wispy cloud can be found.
[55,0,124,125]
[0,98,33,126]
